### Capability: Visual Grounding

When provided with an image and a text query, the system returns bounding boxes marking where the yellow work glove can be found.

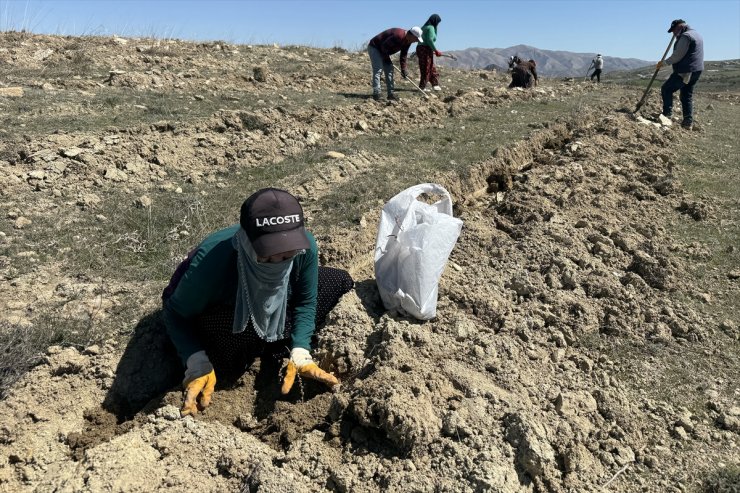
[656,61,664,71]
[181,350,216,416]
[281,348,339,395]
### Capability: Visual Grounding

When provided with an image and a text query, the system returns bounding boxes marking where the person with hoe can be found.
[657,19,704,130]
[417,14,443,92]
[590,54,604,83]
[161,188,354,416]
[367,25,423,101]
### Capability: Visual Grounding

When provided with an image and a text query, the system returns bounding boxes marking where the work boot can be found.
[387,92,399,101]
[681,121,693,130]
[372,93,380,101]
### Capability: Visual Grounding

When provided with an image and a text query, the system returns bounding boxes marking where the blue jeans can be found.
[661,71,702,124]
[368,45,394,96]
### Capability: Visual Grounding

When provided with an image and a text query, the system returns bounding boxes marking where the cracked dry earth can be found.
[0,33,738,492]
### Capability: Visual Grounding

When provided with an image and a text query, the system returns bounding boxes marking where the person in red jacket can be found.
[367,26,423,101]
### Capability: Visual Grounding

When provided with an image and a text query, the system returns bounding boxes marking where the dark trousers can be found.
[590,69,602,82]
[661,71,702,124]
[416,45,439,88]
[509,67,533,88]
[197,267,353,377]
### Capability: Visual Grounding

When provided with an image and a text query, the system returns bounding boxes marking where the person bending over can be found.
[367,26,423,101]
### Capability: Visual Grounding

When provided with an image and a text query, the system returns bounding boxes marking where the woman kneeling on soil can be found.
[161,188,353,416]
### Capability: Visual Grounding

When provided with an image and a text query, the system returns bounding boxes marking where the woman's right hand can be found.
[281,348,339,394]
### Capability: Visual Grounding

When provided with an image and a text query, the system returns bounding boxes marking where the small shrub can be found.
[142,45,176,57]
[102,95,121,109]
[0,314,98,398]
[68,51,94,75]
[703,464,740,493]
[0,323,44,397]
[239,111,269,133]
[145,94,180,117]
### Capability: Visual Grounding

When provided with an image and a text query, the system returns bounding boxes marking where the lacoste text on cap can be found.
[240,188,310,257]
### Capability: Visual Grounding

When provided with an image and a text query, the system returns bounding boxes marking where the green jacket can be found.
[163,224,318,364]
[420,25,438,51]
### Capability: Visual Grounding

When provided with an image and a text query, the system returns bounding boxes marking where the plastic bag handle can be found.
[403,183,454,216]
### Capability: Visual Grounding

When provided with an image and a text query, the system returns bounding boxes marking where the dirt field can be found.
[1,33,738,492]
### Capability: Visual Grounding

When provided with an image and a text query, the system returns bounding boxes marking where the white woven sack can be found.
[374,183,463,320]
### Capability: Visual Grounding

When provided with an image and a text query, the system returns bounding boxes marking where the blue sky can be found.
[1,0,738,61]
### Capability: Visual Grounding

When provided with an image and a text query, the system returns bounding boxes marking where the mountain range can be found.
[436,44,652,77]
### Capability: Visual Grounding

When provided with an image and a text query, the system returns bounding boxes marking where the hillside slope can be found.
[0,32,738,493]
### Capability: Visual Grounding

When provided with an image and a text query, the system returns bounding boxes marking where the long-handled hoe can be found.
[584,62,594,82]
[391,63,430,99]
[633,34,676,114]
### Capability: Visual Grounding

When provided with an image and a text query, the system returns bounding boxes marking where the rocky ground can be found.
[0,33,738,492]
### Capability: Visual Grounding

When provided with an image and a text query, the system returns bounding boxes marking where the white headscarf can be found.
[232,228,302,341]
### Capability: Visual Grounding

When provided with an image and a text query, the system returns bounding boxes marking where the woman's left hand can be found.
[281,348,339,394]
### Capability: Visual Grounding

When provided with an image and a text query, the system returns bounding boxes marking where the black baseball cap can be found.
[668,19,686,33]
[240,188,310,257]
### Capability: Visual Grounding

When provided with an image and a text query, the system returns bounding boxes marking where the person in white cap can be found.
[367,26,423,101]
[161,188,354,416]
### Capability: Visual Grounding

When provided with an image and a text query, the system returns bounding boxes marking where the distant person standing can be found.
[417,14,443,91]
[657,19,704,129]
[367,26,423,101]
[590,54,603,82]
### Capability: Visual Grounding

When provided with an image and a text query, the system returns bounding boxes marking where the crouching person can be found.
[161,188,354,416]
[508,56,539,88]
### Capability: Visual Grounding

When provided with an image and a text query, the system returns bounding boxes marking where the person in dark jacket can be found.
[367,26,423,100]
[417,14,443,91]
[161,188,353,416]
[508,57,538,89]
[657,19,704,129]
[590,54,604,83]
